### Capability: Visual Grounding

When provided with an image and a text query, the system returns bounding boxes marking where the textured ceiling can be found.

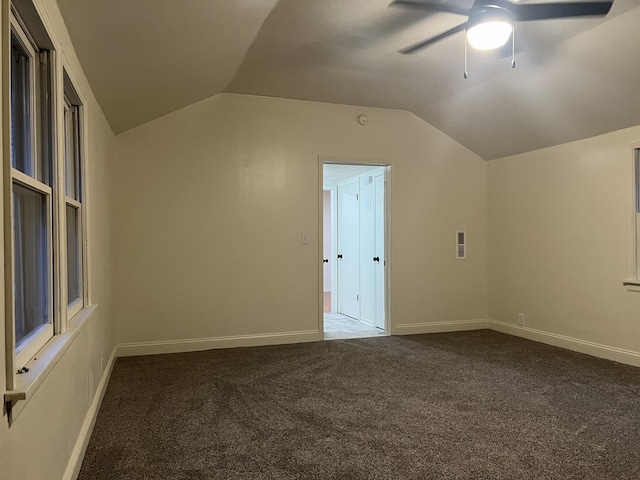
[56,0,640,160]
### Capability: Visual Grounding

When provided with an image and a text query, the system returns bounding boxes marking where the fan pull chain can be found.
[511,26,516,69]
[464,37,468,79]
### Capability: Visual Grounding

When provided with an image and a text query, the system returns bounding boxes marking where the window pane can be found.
[64,100,81,200]
[39,51,53,186]
[10,35,32,176]
[13,183,49,347]
[67,204,82,305]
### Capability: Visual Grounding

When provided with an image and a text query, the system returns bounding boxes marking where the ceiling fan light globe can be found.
[466,21,513,50]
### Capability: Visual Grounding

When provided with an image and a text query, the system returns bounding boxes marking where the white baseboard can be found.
[117,330,323,357]
[394,319,490,335]
[63,347,117,480]
[489,320,640,367]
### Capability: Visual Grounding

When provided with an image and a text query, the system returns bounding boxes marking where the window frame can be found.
[61,69,87,321]
[7,10,55,373]
[633,148,640,282]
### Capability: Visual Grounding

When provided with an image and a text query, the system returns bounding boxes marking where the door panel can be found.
[322,190,332,293]
[337,181,359,319]
[359,177,375,326]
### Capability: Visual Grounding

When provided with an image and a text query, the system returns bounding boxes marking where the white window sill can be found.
[623,281,640,292]
[4,304,97,425]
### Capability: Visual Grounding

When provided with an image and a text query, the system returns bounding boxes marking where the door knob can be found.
[338,254,343,259]
[323,259,329,263]
[373,256,380,262]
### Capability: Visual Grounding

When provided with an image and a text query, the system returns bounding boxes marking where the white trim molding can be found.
[63,346,117,480]
[117,321,640,366]
[117,330,323,357]
[5,305,97,422]
[393,319,640,368]
[393,319,490,335]
[489,320,640,368]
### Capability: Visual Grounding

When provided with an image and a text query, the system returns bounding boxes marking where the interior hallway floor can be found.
[324,313,386,340]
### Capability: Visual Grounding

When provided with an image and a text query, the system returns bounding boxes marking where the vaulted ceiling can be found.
[56,0,640,160]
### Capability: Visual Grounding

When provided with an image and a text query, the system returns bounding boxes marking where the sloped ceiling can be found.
[56,0,640,160]
[55,0,280,134]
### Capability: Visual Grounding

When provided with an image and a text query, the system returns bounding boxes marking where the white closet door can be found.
[337,181,360,320]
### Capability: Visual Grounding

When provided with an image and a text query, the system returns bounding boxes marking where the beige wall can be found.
[115,93,488,345]
[489,126,640,353]
[0,0,116,478]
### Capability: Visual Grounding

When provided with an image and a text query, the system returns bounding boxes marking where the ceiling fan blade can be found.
[511,2,613,22]
[399,22,468,54]
[389,0,471,17]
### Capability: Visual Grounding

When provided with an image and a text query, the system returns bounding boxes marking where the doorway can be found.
[321,163,389,340]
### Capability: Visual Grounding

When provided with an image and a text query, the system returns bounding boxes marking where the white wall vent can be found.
[456,231,466,259]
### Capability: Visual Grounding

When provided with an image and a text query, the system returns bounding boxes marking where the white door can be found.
[374,173,385,330]
[322,190,332,294]
[359,177,376,326]
[337,181,359,319]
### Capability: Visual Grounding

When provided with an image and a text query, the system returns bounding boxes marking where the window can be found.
[5,5,89,385]
[63,73,85,319]
[9,10,54,370]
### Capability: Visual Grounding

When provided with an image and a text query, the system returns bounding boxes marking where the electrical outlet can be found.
[518,313,525,326]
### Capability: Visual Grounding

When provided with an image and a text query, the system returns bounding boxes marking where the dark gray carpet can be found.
[78,330,640,479]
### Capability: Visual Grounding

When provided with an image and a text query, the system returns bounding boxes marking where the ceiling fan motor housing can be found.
[467,4,514,29]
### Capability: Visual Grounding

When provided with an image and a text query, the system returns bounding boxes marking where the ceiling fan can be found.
[392,0,613,54]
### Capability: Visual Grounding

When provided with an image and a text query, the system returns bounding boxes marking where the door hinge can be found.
[356,294,359,301]
[356,194,359,200]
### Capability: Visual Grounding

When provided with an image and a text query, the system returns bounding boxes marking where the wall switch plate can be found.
[518,313,525,326]
[301,232,309,244]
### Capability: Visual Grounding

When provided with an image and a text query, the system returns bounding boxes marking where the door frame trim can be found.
[321,185,338,314]
[318,155,392,338]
